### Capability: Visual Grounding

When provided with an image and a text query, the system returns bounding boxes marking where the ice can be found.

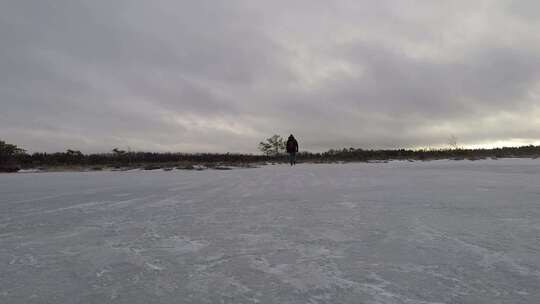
[1,159,540,303]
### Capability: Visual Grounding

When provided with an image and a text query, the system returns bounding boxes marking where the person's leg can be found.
[292,152,296,165]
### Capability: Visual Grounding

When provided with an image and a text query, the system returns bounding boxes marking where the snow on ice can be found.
[1,159,540,303]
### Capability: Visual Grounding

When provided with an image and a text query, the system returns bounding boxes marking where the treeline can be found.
[302,145,540,162]
[12,145,540,168]
[2,139,540,172]
[14,151,268,168]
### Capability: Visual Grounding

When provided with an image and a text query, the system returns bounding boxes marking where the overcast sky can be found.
[2,1,540,153]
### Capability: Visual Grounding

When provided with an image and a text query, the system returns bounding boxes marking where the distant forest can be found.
[1,139,540,172]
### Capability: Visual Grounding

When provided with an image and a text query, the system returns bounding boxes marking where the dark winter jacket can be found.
[286,137,299,153]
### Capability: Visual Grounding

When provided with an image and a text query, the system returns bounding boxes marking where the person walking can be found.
[286,134,299,166]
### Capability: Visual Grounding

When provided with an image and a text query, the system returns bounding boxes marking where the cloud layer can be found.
[2,0,540,153]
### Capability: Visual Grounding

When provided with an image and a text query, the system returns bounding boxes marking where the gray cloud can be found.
[2,0,540,153]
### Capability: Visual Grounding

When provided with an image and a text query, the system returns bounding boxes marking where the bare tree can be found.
[448,135,459,150]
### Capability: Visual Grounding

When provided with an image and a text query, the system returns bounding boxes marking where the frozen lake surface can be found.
[1,159,540,303]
